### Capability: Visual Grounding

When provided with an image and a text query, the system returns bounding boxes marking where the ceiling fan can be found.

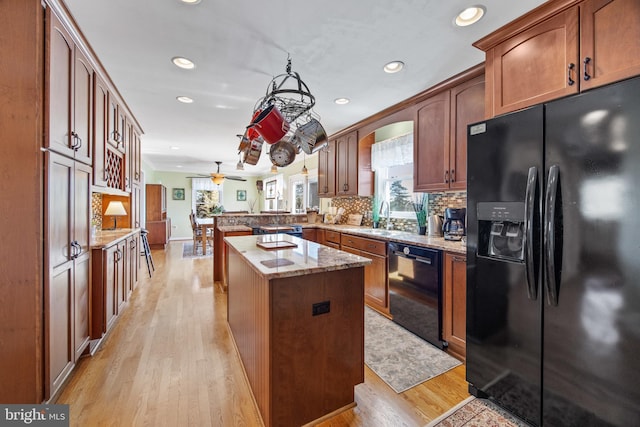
[187,161,247,184]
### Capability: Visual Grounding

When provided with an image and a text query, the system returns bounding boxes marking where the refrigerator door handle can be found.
[524,166,538,300]
[544,165,560,306]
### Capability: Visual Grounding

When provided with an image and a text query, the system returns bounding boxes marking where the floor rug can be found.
[182,242,212,258]
[364,307,461,393]
[426,397,530,427]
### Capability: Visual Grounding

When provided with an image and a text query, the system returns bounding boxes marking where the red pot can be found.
[247,109,262,141]
[250,104,290,144]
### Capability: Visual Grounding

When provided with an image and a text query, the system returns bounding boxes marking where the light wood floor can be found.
[57,241,470,426]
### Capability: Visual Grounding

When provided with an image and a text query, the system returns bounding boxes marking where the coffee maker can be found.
[443,208,466,241]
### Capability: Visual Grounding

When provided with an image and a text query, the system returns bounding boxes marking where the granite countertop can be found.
[224,234,371,280]
[91,228,140,249]
[302,223,467,255]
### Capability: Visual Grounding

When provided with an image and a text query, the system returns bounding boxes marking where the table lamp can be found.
[104,201,127,229]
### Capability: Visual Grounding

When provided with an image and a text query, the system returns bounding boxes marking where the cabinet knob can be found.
[567,63,575,86]
[444,170,449,183]
[583,57,591,81]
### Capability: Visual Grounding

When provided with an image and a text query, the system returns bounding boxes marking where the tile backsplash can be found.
[91,193,103,228]
[324,191,467,233]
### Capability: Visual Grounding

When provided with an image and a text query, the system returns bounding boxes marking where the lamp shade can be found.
[211,174,225,185]
[104,201,127,216]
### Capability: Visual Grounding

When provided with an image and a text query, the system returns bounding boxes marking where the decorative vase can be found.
[418,226,427,235]
[372,221,380,229]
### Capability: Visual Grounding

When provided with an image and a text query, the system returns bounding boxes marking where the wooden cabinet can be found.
[131,184,142,229]
[414,75,484,192]
[146,184,170,249]
[93,74,108,187]
[107,93,126,153]
[335,131,359,196]
[477,0,640,117]
[323,229,341,249]
[46,10,92,165]
[341,234,389,315]
[302,228,317,242]
[90,233,135,345]
[130,125,142,186]
[45,151,92,399]
[443,252,467,360]
[318,139,336,197]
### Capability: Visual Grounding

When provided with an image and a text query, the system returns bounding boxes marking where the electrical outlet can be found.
[312,301,330,316]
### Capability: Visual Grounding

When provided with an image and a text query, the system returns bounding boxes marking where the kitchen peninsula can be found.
[225,234,371,427]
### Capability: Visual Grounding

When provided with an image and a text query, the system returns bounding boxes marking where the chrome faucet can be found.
[380,201,393,230]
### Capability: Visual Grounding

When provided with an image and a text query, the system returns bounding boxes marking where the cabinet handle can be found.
[567,63,575,86]
[452,256,466,263]
[343,183,348,192]
[583,57,591,81]
[451,169,455,183]
[444,170,449,183]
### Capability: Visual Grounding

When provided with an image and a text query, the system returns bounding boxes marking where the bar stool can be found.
[140,229,155,277]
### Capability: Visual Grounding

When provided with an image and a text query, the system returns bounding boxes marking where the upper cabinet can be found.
[335,131,359,196]
[414,74,484,192]
[107,94,126,153]
[477,0,640,117]
[318,139,336,197]
[46,11,93,165]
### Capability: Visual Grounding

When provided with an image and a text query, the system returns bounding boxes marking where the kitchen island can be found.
[225,234,371,427]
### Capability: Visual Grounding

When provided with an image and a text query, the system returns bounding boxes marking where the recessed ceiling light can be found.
[180,0,201,4]
[176,165,183,168]
[383,61,405,74]
[176,96,194,104]
[171,146,180,150]
[172,56,195,70]
[455,5,486,27]
[334,98,350,105]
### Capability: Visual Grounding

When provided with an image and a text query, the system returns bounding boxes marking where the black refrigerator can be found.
[466,76,640,426]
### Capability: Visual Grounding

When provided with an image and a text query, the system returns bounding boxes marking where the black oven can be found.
[388,242,443,348]
[251,224,303,238]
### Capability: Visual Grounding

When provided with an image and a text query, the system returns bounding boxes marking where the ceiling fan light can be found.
[211,174,225,185]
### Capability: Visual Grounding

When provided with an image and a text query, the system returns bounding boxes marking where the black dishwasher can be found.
[388,242,443,349]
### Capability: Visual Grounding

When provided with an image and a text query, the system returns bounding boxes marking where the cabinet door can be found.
[302,228,317,242]
[47,11,74,158]
[488,7,579,116]
[449,75,485,191]
[117,240,127,312]
[74,162,91,256]
[124,118,132,192]
[104,245,118,330]
[364,252,388,312]
[107,94,125,152]
[580,0,640,91]
[318,139,336,197]
[336,131,358,196]
[73,47,92,164]
[131,184,141,228]
[414,91,450,192]
[132,127,142,185]
[73,251,91,361]
[48,261,74,399]
[443,252,467,359]
[93,74,108,187]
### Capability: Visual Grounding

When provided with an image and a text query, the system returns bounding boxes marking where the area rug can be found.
[182,242,212,258]
[364,307,461,393]
[426,397,530,427]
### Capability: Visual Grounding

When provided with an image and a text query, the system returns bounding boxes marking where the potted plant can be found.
[412,193,428,235]
[371,196,381,228]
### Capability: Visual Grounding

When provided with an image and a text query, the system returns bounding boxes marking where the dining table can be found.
[195,218,215,253]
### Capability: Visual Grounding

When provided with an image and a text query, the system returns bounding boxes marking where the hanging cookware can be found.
[247,108,262,141]
[249,104,290,144]
[290,118,328,154]
[268,139,297,167]
[244,137,264,165]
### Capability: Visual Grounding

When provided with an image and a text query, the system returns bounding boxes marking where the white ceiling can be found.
[63,0,546,177]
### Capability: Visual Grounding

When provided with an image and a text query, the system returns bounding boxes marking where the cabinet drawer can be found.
[341,234,387,256]
[325,230,341,244]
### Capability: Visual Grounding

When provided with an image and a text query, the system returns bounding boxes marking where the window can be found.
[371,132,417,218]
[191,178,223,218]
[289,170,318,213]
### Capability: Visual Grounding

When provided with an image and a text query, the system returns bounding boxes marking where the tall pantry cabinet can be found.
[0,0,144,404]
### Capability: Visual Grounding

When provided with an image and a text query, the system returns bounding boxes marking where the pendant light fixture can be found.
[270,164,278,174]
[301,154,308,175]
